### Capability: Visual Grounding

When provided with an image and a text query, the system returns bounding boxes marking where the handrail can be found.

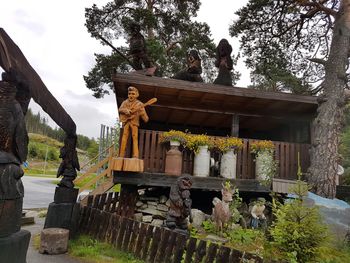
[77,146,116,194]
[79,143,117,171]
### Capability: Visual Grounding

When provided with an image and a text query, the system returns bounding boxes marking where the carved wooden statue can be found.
[119,86,155,158]
[173,49,203,82]
[128,22,154,72]
[250,197,267,229]
[0,78,28,236]
[212,183,234,233]
[165,175,193,233]
[213,39,233,86]
[56,135,80,188]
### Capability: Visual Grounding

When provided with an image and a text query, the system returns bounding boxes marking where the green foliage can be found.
[69,235,143,263]
[229,0,336,94]
[28,143,39,158]
[47,148,58,161]
[226,227,264,248]
[228,186,243,225]
[202,220,216,234]
[269,179,329,262]
[87,139,99,159]
[84,0,231,97]
[28,141,59,161]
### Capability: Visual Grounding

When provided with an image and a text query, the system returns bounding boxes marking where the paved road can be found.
[22,176,57,209]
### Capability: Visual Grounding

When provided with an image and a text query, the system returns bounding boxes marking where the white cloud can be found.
[0,0,251,139]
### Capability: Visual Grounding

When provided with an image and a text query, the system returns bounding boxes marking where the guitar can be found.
[120,97,157,122]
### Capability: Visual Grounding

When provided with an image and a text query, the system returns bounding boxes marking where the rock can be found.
[148,205,157,210]
[141,204,148,210]
[157,204,169,212]
[39,228,69,255]
[137,208,166,218]
[140,196,159,202]
[204,234,228,244]
[134,213,143,222]
[165,199,171,207]
[142,215,152,223]
[151,219,164,227]
[147,201,158,206]
[136,201,144,207]
[191,209,206,228]
[159,195,168,204]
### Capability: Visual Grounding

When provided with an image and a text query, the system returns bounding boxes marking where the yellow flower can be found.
[159,130,187,144]
[185,134,212,154]
[250,140,275,154]
[214,137,243,153]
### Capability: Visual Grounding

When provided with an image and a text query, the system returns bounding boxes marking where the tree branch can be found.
[300,1,337,18]
[308,58,327,65]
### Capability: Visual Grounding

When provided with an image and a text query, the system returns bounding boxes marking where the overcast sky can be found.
[0,0,250,139]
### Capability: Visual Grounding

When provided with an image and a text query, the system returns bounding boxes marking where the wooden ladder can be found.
[74,144,117,205]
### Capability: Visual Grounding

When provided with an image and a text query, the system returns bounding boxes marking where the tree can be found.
[230,0,350,198]
[84,0,222,98]
[269,180,328,262]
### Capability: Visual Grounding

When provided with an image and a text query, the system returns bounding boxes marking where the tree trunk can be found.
[309,0,350,198]
[146,0,155,39]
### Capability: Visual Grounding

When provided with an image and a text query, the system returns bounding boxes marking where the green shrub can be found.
[47,148,58,161]
[28,143,39,158]
[269,180,329,263]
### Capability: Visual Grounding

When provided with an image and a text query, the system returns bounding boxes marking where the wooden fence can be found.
[85,192,119,212]
[122,129,310,180]
[78,204,263,263]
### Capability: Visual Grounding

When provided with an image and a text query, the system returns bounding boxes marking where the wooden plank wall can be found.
[123,129,311,180]
[77,205,263,263]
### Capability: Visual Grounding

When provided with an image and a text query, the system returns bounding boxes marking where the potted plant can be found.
[250,140,277,182]
[215,137,243,179]
[159,130,187,176]
[185,134,212,177]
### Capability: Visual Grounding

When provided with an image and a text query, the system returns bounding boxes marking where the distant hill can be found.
[26,133,90,176]
[25,108,98,158]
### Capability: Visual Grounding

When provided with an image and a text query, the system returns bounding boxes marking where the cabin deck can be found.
[113,129,310,193]
[113,172,270,192]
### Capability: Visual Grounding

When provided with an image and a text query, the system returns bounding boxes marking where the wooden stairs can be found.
[74,144,117,205]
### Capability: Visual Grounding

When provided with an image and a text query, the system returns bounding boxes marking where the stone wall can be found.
[133,194,170,227]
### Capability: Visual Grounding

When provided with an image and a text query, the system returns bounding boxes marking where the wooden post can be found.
[115,184,138,218]
[231,114,239,136]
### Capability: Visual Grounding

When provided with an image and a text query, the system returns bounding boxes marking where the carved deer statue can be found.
[212,183,234,233]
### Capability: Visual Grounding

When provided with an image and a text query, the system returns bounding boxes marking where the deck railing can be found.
[122,129,310,180]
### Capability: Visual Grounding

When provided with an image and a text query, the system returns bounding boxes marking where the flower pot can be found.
[193,145,210,177]
[220,149,237,179]
[165,140,182,176]
[255,150,274,181]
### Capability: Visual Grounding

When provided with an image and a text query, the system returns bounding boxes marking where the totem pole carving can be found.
[0,77,28,237]
[57,135,80,188]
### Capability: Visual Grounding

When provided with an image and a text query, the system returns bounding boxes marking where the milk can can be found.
[165,141,182,176]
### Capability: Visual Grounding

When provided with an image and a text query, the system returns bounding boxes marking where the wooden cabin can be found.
[111,72,318,216]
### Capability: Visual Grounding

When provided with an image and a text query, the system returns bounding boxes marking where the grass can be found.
[68,235,144,263]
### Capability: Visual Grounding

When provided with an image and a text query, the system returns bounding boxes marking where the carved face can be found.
[128,89,138,102]
[221,188,233,202]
